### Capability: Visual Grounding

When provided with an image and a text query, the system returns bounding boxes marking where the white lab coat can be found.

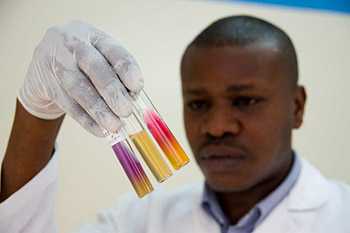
[1,151,350,233]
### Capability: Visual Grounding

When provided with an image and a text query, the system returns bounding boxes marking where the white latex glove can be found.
[19,21,143,137]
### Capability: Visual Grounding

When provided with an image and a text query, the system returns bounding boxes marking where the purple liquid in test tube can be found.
[105,130,153,198]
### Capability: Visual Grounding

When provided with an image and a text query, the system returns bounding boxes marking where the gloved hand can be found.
[18,21,143,137]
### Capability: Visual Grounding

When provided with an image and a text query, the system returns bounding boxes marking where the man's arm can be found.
[0,100,64,202]
[1,21,144,202]
[0,21,144,233]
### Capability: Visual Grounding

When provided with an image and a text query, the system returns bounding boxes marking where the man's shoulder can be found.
[327,179,350,205]
[315,178,350,230]
[301,158,350,194]
[298,158,350,210]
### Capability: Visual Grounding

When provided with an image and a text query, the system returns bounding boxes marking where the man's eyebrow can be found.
[226,84,255,92]
[183,84,256,96]
[182,88,208,96]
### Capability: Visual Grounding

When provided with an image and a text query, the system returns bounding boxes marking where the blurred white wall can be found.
[0,0,349,232]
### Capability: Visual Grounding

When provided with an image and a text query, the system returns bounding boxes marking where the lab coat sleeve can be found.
[0,146,144,233]
[0,150,59,233]
[71,194,143,233]
[71,211,120,233]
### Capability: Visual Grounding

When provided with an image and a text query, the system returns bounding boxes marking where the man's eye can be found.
[232,96,262,108]
[187,100,209,111]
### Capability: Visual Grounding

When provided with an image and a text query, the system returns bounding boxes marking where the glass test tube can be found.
[124,114,173,182]
[131,90,190,170]
[104,129,153,198]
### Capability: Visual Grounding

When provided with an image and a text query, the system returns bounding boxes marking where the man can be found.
[1,16,350,233]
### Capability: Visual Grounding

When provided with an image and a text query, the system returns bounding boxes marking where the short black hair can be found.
[185,15,299,85]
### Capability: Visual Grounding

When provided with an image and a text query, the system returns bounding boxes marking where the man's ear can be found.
[293,86,307,129]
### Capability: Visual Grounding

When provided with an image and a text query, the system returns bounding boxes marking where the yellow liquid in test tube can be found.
[131,130,173,182]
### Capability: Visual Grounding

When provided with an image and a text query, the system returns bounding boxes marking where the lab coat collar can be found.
[193,158,331,233]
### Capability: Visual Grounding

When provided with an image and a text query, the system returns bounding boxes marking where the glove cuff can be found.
[18,89,64,120]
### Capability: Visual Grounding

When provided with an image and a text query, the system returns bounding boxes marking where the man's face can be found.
[181,45,305,192]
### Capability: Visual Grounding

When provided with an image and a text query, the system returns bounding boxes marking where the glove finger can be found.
[56,88,106,137]
[74,40,133,117]
[58,66,122,133]
[91,31,144,94]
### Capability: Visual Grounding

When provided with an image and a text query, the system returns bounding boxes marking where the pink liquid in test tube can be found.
[133,91,190,170]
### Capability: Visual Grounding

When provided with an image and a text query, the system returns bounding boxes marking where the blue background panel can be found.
[228,0,350,14]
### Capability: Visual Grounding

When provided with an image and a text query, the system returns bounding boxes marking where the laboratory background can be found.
[0,0,349,232]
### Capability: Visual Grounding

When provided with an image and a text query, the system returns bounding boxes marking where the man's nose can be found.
[201,107,242,138]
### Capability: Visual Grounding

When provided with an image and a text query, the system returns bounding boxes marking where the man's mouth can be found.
[199,144,246,159]
[198,145,247,172]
